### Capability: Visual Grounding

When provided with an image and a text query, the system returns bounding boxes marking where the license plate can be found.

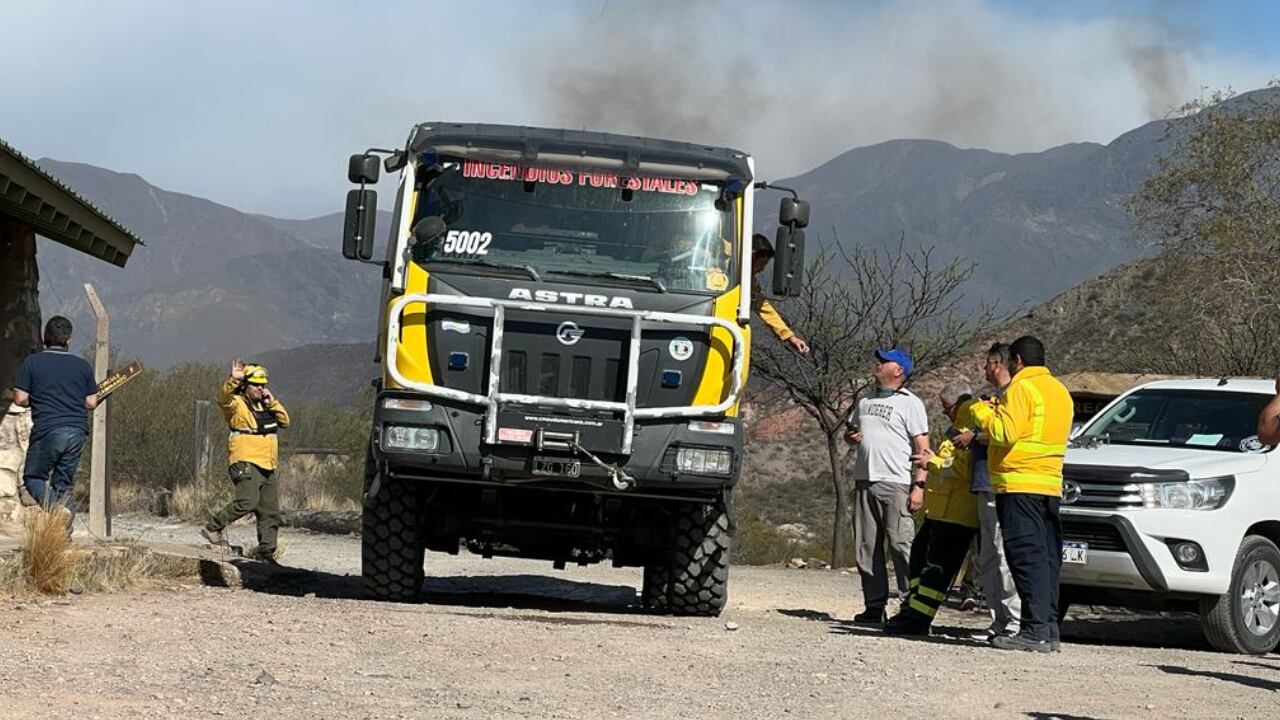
[1063,541,1088,565]
[533,457,580,478]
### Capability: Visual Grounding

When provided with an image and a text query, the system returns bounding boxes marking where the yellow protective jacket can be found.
[970,366,1073,497]
[751,279,795,341]
[217,377,290,471]
[923,399,980,528]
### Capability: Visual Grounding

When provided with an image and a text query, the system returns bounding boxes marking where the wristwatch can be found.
[911,480,927,489]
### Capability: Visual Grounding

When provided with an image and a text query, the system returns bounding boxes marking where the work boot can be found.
[250,546,280,565]
[991,634,1053,653]
[852,608,887,626]
[883,614,930,637]
[200,527,227,546]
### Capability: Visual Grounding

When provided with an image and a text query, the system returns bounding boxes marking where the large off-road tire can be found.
[1199,535,1280,655]
[663,502,731,616]
[641,565,669,611]
[361,447,425,602]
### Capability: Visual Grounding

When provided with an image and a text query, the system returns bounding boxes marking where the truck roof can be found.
[1131,377,1275,394]
[407,122,753,182]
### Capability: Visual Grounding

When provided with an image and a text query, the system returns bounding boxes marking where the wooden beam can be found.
[84,283,111,538]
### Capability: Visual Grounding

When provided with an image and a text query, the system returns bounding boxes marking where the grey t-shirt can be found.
[850,388,929,484]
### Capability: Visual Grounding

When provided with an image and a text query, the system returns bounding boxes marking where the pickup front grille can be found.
[1061,517,1127,552]
[1063,465,1188,510]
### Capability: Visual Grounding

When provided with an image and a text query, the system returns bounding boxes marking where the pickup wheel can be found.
[661,502,730,617]
[361,446,425,602]
[1199,535,1280,655]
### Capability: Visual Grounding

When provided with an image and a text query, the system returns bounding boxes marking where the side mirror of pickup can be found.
[771,226,805,297]
[342,189,377,261]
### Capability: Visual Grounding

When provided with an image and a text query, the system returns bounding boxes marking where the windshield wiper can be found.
[425,257,540,281]
[547,269,667,293]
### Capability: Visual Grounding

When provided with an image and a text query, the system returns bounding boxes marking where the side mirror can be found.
[771,226,805,297]
[411,216,448,248]
[342,189,377,260]
[348,154,381,184]
[779,197,810,229]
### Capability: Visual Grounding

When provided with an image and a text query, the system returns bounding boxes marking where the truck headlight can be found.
[383,425,440,452]
[1141,476,1234,510]
[382,398,434,412]
[677,447,733,475]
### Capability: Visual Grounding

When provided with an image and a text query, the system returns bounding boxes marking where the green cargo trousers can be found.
[207,462,279,554]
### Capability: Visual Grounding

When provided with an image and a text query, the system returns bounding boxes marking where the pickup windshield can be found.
[410,160,738,295]
[1079,389,1271,453]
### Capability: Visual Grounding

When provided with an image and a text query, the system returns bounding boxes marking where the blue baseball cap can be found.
[874,348,913,377]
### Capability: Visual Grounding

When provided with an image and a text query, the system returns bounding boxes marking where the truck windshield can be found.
[1079,389,1271,453]
[410,160,738,295]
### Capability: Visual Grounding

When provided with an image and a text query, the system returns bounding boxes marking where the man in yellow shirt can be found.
[201,360,291,562]
[888,383,981,635]
[751,234,809,355]
[969,336,1073,653]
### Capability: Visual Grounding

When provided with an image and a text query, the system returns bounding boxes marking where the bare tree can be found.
[1125,85,1280,375]
[752,232,1000,567]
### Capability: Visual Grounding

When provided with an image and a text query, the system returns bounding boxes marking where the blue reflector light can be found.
[661,370,682,388]
[448,352,468,370]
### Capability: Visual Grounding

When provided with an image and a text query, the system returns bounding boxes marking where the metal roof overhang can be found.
[0,138,141,268]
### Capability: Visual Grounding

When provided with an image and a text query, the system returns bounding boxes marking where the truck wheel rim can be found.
[1239,560,1280,636]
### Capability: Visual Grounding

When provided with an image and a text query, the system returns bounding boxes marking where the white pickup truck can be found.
[1060,378,1280,654]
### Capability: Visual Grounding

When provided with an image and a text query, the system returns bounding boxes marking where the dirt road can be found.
[1,519,1277,719]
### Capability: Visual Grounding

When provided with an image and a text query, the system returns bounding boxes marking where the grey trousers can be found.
[975,490,1021,634]
[854,480,915,612]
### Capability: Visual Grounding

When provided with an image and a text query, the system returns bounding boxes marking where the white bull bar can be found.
[385,293,747,455]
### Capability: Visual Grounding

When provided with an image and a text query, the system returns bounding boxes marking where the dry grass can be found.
[170,475,233,523]
[21,508,75,594]
[0,507,197,597]
[279,482,359,512]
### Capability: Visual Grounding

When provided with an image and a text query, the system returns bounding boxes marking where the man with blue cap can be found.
[846,347,930,624]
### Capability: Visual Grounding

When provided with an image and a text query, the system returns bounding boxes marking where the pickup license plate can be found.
[533,457,580,478]
[1063,541,1088,565]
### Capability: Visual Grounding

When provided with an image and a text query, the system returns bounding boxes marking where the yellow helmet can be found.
[243,364,269,385]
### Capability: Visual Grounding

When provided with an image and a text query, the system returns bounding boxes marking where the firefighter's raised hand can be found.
[844,430,862,445]
[911,447,935,467]
[231,359,246,381]
[786,336,810,355]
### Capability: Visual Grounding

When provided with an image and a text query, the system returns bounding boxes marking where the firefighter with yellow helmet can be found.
[201,359,290,562]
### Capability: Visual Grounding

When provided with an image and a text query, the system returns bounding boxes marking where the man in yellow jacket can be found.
[886,383,982,636]
[969,336,1073,653]
[751,234,809,355]
[201,360,291,562]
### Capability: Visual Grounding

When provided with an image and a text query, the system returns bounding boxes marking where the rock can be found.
[806,558,830,570]
[787,558,808,569]
[304,592,316,599]
[254,670,277,686]
[724,621,740,631]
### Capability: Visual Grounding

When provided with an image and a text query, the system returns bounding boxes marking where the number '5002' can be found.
[444,230,492,255]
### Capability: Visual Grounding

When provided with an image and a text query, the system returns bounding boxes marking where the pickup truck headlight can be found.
[383,425,440,452]
[1140,475,1234,510]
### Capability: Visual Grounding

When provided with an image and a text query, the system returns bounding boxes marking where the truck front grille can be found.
[1061,517,1127,552]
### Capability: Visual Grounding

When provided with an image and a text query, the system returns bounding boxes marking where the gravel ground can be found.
[1,517,1277,719]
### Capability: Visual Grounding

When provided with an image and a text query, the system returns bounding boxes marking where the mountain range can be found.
[38,91,1276,377]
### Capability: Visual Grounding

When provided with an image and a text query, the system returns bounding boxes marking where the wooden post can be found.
[193,400,211,482]
[84,283,111,538]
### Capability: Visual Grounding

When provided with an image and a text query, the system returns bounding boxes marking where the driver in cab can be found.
[751,234,809,355]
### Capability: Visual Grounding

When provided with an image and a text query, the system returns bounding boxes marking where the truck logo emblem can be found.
[556,322,584,346]
[1062,480,1081,505]
[508,287,634,309]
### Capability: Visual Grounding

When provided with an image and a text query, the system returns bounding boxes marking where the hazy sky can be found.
[2,0,1277,218]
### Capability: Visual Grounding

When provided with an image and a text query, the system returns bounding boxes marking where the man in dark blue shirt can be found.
[11,316,99,518]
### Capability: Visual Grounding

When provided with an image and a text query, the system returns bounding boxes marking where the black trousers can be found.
[996,493,1062,642]
[897,519,977,625]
